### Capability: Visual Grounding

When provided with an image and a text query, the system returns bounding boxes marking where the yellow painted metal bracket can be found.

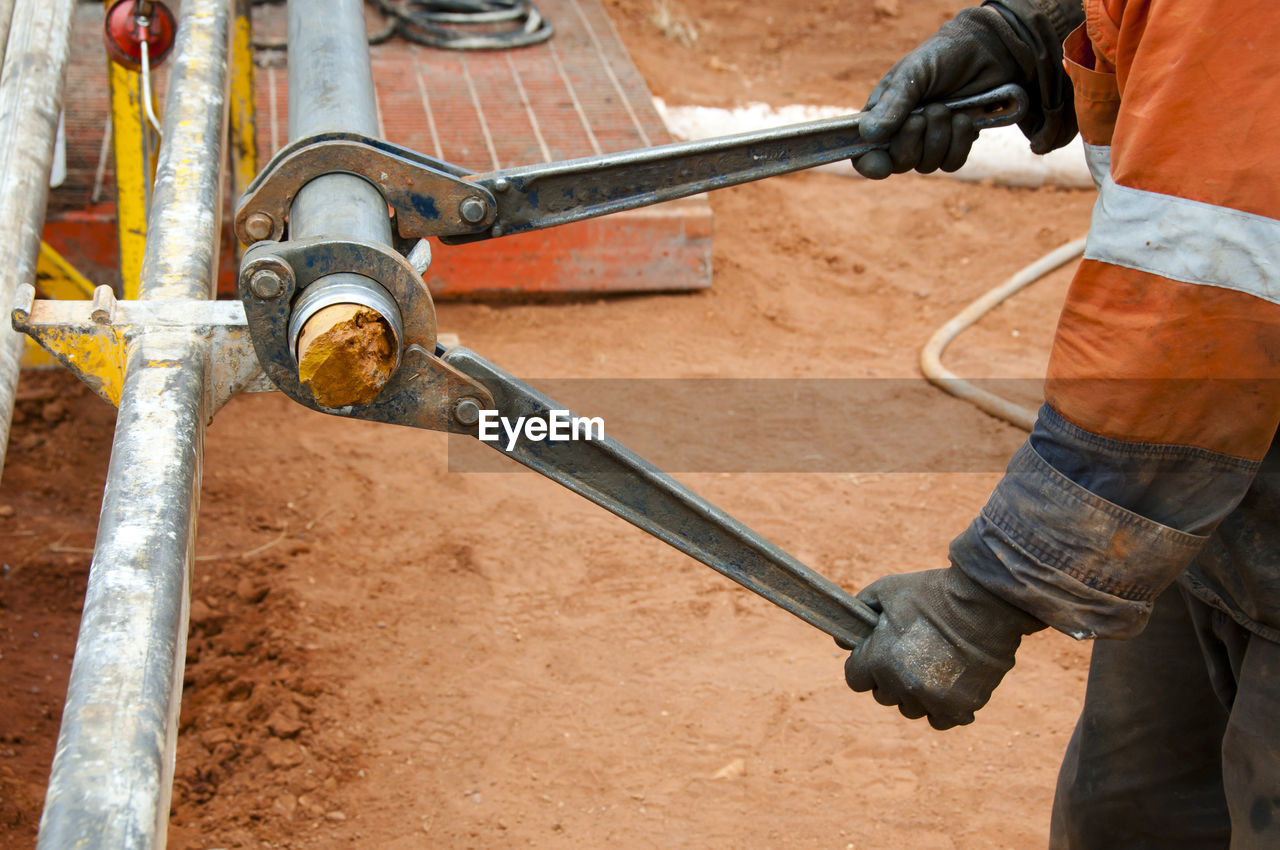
[24,241,103,367]
[12,283,272,411]
[21,305,125,401]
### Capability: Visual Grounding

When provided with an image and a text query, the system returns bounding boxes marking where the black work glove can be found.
[843,567,1045,729]
[854,0,1080,179]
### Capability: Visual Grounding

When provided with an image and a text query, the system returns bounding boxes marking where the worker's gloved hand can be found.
[843,567,1045,729]
[854,1,1079,179]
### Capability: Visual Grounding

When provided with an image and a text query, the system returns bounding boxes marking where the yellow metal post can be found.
[229,0,258,204]
[35,241,97,301]
[106,16,157,299]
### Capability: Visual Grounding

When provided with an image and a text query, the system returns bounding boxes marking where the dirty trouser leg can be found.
[1193,600,1280,850]
[1048,586,1231,849]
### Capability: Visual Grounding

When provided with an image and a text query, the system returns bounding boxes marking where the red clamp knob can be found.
[103,0,176,71]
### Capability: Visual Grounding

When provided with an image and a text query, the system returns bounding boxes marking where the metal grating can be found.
[46,0,711,296]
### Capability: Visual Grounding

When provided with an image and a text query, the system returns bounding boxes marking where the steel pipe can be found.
[36,0,231,847]
[286,0,401,402]
[0,0,76,484]
[287,0,390,244]
[37,336,209,850]
[138,0,232,301]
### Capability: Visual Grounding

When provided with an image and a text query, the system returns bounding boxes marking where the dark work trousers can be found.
[1049,584,1280,849]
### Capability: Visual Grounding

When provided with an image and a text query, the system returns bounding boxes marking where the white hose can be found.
[919,237,1087,432]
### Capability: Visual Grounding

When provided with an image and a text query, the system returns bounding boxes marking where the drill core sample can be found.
[297,303,396,408]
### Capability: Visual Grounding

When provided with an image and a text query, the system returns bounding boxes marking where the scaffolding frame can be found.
[19,1,398,845]
[7,0,231,847]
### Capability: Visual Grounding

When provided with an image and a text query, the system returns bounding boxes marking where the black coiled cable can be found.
[251,0,552,51]
[372,0,553,50]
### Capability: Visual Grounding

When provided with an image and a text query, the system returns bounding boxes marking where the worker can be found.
[840,1,1280,846]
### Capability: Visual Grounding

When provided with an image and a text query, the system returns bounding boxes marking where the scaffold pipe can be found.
[0,0,76,485]
[36,0,231,847]
[0,0,20,68]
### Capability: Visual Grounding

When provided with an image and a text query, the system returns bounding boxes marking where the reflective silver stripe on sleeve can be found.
[1084,175,1280,305]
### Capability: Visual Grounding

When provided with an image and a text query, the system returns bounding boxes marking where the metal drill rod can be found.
[36,0,231,846]
[288,0,388,244]
[284,0,400,348]
[0,0,76,485]
[442,348,880,648]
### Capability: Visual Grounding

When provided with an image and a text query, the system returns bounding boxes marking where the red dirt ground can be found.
[0,1,1098,847]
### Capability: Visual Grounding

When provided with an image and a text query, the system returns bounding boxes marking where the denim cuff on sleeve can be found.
[950,439,1208,640]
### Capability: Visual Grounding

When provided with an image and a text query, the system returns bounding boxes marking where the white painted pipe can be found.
[37,1,231,846]
[0,0,76,485]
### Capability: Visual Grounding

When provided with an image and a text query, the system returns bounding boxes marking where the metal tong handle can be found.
[445,83,1029,243]
[442,347,880,648]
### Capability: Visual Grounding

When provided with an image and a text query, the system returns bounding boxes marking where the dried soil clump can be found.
[297,304,395,408]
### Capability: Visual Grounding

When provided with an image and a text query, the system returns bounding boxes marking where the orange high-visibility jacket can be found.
[954,0,1280,641]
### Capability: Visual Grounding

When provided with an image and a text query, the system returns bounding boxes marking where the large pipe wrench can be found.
[233,85,1027,649]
